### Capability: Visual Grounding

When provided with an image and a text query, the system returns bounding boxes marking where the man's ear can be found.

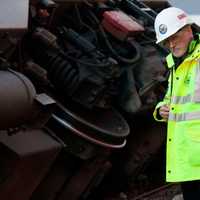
[185,25,194,41]
[186,25,193,34]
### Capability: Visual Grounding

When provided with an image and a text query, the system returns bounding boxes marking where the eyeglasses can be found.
[162,27,187,47]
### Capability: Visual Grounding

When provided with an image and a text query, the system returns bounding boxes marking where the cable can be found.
[88,10,141,64]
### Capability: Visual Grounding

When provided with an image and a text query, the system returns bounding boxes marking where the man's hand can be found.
[159,105,170,120]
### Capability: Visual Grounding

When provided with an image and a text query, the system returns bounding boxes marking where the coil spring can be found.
[45,51,79,95]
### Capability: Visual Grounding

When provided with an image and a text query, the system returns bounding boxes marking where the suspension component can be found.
[30,28,120,109]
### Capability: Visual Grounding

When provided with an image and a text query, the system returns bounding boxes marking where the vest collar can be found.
[166,53,175,69]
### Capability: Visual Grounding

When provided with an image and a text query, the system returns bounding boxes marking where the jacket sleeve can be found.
[153,76,171,122]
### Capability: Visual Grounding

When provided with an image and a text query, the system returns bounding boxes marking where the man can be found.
[153,7,200,200]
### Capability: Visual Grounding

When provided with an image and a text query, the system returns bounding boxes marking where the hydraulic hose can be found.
[88,10,141,65]
[57,27,118,69]
[99,25,141,64]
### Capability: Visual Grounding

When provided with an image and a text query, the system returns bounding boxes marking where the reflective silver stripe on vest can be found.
[169,111,200,121]
[171,94,191,104]
[193,60,200,102]
[171,60,200,104]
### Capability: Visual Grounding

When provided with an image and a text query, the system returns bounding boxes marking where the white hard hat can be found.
[154,7,193,44]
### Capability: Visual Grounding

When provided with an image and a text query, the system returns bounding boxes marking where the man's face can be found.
[163,26,193,57]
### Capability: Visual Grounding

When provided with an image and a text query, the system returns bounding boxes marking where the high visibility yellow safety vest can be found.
[153,41,200,182]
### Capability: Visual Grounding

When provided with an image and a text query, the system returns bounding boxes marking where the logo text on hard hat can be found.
[178,13,187,20]
[159,24,167,34]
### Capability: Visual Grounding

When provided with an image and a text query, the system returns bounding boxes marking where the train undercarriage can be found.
[0,0,185,199]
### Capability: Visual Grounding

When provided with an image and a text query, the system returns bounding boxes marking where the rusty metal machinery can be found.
[0,0,175,200]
